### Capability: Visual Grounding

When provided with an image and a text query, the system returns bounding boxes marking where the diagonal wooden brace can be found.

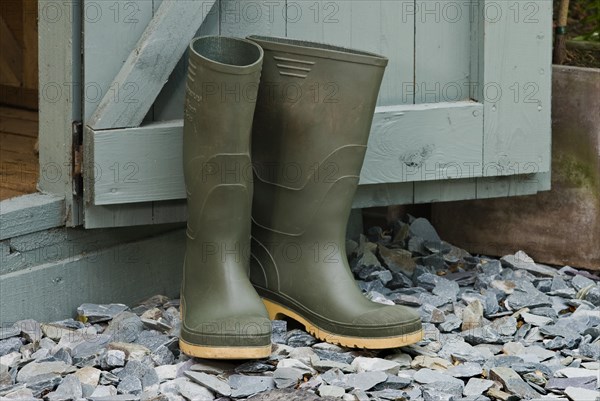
[88,0,217,130]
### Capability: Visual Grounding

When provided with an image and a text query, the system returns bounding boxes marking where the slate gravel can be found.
[1,217,599,400]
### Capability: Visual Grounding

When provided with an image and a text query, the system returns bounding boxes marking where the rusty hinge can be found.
[72,121,83,196]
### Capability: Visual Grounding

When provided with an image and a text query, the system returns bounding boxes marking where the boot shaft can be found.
[183,36,263,240]
[248,35,388,237]
[184,36,263,189]
[249,35,388,187]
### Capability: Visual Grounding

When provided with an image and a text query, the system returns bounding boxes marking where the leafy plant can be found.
[569,0,600,41]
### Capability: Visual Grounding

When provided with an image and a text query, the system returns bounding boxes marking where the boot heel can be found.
[262,298,345,346]
[261,298,288,321]
[262,298,424,349]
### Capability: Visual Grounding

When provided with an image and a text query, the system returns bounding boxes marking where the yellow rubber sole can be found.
[263,298,423,349]
[179,338,272,360]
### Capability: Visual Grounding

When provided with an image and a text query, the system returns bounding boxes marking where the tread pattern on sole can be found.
[262,298,423,349]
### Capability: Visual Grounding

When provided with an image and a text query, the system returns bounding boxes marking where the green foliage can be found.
[570,0,600,41]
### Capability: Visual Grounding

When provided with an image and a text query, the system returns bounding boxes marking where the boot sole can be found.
[263,298,423,349]
[179,338,272,360]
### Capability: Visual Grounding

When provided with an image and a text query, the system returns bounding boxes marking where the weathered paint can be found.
[87,0,217,129]
[85,102,484,206]
[0,194,64,240]
[0,227,185,325]
[53,0,552,227]
[38,0,81,226]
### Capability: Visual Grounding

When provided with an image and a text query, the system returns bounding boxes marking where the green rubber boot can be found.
[248,36,423,349]
[180,36,271,359]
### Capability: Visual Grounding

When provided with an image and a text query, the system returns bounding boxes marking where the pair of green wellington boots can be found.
[180,35,423,359]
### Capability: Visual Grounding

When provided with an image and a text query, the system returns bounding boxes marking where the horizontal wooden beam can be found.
[361,101,483,185]
[86,101,484,206]
[1,227,184,325]
[87,0,217,130]
[0,193,65,240]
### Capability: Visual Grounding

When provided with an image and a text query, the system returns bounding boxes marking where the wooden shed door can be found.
[81,0,552,228]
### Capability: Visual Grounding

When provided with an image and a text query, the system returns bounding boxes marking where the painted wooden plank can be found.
[2,223,182,276]
[85,121,183,205]
[153,0,288,122]
[0,240,9,262]
[353,183,414,209]
[476,173,542,199]
[279,0,343,42]
[220,0,286,37]
[153,0,221,122]
[414,178,477,204]
[0,228,185,325]
[83,203,153,229]
[469,0,484,102]
[152,200,188,225]
[83,121,185,227]
[38,0,81,226]
[0,193,65,240]
[82,0,153,121]
[287,0,414,107]
[352,1,414,106]
[536,172,551,192]
[87,0,217,130]
[361,102,483,185]
[83,199,189,229]
[480,0,552,176]
[86,101,483,205]
[155,0,410,119]
[415,0,471,104]
[81,0,205,228]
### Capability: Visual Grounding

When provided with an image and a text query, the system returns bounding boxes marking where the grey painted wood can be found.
[415,0,471,104]
[414,178,477,204]
[469,0,484,102]
[85,121,183,205]
[0,228,185,325]
[82,0,153,121]
[353,183,414,209]
[87,0,216,129]
[480,0,553,176]
[153,1,220,122]
[80,0,155,228]
[286,0,415,106]
[220,0,286,37]
[536,172,551,192]
[76,0,553,226]
[151,200,188,225]
[82,120,188,228]
[38,0,82,225]
[2,223,182,276]
[83,203,153,229]
[86,101,483,205]
[0,194,65,240]
[477,173,546,199]
[361,102,484,185]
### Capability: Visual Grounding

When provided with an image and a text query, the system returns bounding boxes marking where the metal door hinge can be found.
[72,121,83,196]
